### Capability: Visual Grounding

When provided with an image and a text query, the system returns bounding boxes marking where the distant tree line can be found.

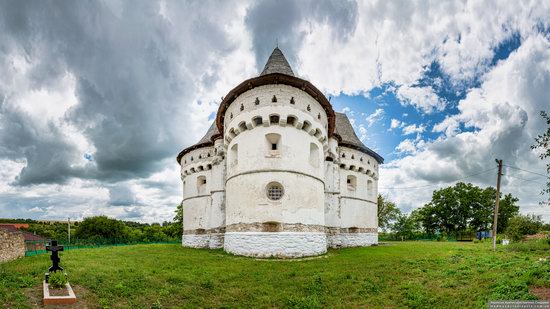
[378,182,548,241]
[2,204,183,244]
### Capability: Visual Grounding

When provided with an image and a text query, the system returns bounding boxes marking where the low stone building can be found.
[177,47,383,258]
[0,228,25,263]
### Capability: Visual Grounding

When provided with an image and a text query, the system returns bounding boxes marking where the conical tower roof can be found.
[260,47,294,76]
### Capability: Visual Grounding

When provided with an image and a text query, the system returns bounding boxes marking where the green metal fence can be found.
[24,239,180,256]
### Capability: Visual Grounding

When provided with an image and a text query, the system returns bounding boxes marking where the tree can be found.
[377,195,401,230]
[173,202,183,234]
[416,182,519,236]
[531,110,550,205]
[505,214,544,241]
[74,216,128,240]
[392,213,421,240]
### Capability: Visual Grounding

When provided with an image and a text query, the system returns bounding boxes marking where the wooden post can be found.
[492,159,503,251]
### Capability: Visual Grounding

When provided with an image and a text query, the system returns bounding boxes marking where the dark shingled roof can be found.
[260,47,294,76]
[176,122,220,164]
[334,112,384,163]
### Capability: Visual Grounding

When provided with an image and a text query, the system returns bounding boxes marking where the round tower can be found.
[218,48,335,258]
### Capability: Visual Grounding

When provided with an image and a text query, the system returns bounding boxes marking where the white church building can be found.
[177,47,383,258]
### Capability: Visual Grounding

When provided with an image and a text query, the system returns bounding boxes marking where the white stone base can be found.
[182,234,209,248]
[224,232,327,258]
[182,234,224,249]
[208,233,224,249]
[327,233,378,248]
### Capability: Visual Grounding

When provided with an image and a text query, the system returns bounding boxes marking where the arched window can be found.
[302,121,311,132]
[265,133,281,156]
[286,115,297,126]
[270,114,280,125]
[197,176,206,195]
[309,143,320,167]
[253,116,263,126]
[228,128,236,138]
[347,175,357,191]
[238,121,247,132]
[230,144,238,167]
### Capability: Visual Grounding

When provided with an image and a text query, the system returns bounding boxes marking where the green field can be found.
[1,241,548,308]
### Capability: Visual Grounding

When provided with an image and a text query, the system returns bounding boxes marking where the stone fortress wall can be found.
[0,228,25,263]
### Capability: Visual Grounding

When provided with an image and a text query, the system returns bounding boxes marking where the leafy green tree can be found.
[505,214,544,241]
[392,213,421,240]
[531,110,550,205]
[377,195,401,230]
[74,216,128,241]
[416,182,519,236]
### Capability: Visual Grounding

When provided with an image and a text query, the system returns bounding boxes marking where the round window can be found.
[266,182,284,201]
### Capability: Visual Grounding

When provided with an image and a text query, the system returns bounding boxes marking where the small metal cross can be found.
[46,240,64,273]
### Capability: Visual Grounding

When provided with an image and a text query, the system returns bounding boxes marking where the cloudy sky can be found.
[1,0,549,223]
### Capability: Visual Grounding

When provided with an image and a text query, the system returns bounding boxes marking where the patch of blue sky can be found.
[331,84,449,162]
[331,33,524,162]
[490,31,521,66]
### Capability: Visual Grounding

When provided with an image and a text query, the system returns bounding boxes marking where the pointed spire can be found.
[260,47,294,77]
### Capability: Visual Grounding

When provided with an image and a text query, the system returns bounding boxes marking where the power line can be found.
[503,165,549,179]
[502,174,548,186]
[379,167,497,190]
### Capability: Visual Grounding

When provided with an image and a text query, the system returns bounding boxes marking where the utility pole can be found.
[492,159,503,251]
[68,217,71,245]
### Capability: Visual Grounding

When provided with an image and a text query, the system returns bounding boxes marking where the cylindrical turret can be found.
[223,84,329,257]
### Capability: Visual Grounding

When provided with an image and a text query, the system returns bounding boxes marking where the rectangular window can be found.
[271,143,277,150]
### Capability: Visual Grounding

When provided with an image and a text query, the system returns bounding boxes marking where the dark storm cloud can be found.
[0,0,241,185]
[0,98,83,185]
[245,0,358,72]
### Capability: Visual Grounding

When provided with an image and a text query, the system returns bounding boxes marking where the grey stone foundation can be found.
[224,232,327,258]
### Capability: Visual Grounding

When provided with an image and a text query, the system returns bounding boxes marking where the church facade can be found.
[177,48,383,258]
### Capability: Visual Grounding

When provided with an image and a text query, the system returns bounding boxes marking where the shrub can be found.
[506,239,550,252]
[48,271,67,289]
[505,215,544,242]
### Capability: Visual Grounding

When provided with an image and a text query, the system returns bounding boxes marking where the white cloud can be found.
[402,123,426,135]
[365,108,384,127]
[390,119,401,129]
[397,86,446,113]
[380,34,550,220]
[358,125,367,141]
[396,139,417,154]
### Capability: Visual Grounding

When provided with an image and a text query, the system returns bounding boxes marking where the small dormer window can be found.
[351,155,355,159]
[240,104,244,111]
[360,157,363,162]
[191,157,194,161]
[290,97,295,104]
[318,113,321,120]
[272,95,277,102]
[255,97,260,105]
[341,153,346,158]
[199,154,202,159]
[307,104,311,111]
[230,113,233,119]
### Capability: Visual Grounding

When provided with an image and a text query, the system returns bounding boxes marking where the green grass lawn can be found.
[1,241,548,308]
